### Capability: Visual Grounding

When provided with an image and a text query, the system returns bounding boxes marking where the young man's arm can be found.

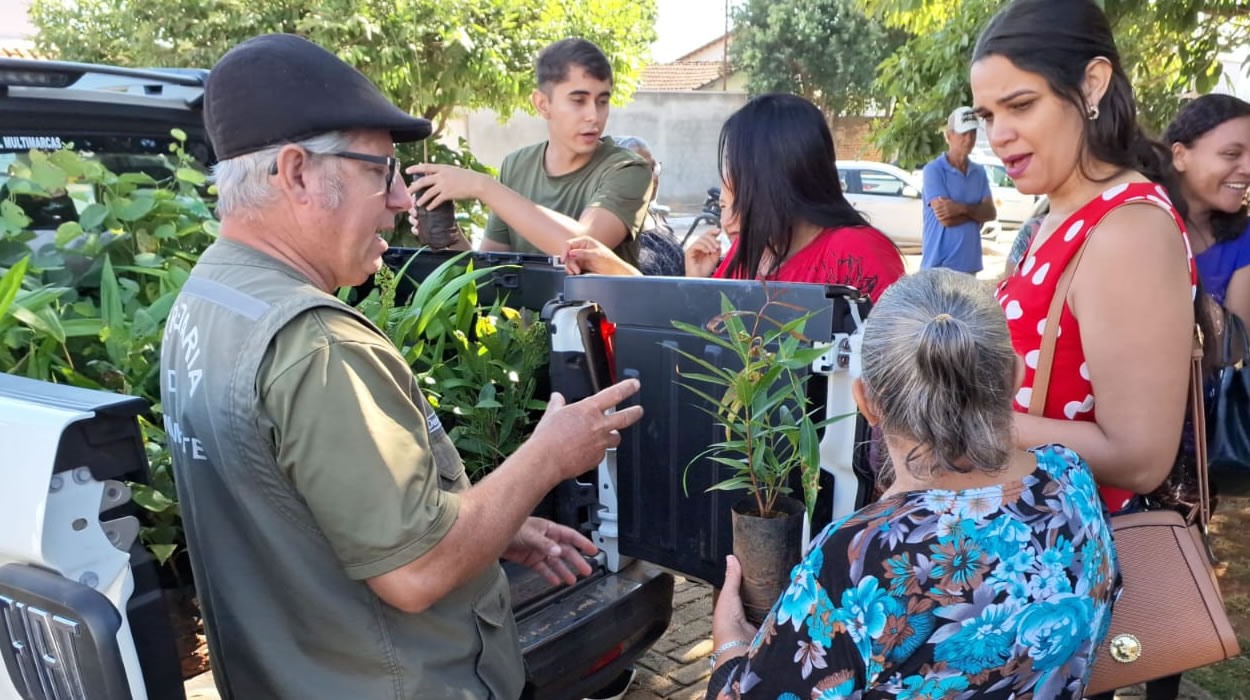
[406,161,651,257]
[480,184,632,255]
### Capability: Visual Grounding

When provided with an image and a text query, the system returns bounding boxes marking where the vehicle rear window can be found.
[859,170,907,196]
[1,133,210,229]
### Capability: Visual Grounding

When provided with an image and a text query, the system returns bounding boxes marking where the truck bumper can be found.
[517,561,673,700]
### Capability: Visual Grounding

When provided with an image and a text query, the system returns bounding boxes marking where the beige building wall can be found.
[444,95,885,209]
[446,90,751,210]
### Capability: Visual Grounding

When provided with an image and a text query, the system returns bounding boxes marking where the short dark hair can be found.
[536,38,613,91]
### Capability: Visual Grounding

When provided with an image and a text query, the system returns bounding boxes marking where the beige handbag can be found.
[1028,234,1239,694]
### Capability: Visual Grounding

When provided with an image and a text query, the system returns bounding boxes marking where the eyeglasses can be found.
[269,150,399,193]
[332,151,398,192]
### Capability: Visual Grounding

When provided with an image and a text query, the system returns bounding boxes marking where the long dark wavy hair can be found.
[717,93,870,280]
[1165,94,1250,243]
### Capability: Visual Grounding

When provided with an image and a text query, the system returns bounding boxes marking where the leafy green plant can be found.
[0,256,30,323]
[4,135,548,572]
[1,134,216,567]
[675,292,841,519]
[129,419,183,571]
[0,131,214,400]
[352,251,550,481]
[351,250,496,364]
[424,302,548,481]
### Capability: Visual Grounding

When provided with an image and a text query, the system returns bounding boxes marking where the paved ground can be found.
[623,577,715,700]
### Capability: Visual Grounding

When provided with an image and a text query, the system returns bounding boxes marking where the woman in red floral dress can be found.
[972,1,1200,697]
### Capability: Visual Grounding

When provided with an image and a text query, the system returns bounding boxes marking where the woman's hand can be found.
[711,555,757,671]
[685,227,723,278]
[563,236,642,276]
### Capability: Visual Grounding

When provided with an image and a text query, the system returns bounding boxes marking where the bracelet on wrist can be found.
[709,639,748,669]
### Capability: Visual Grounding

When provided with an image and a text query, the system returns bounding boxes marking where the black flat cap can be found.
[203,33,431,160]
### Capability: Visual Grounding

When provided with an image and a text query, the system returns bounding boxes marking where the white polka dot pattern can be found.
[996,182,1195,512]
[1063,221,1084,242]
[1101,183,1130,200]
[1063,394,1095,420]
[1016,387,1033,408]
[1022,255,1037,276]
[1031,262,1051,286]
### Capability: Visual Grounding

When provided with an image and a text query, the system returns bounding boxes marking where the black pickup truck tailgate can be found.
[507,561,673,700]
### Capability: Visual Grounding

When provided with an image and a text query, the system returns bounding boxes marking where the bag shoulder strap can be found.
[1026,204,1211,526]
[1028,234,1096,417]
[1191,331,1210,525]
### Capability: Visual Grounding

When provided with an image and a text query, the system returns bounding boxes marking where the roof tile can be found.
[639,61,727,91]
[0,45,50,60]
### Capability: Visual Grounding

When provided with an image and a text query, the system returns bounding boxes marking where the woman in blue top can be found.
[1166,94,1250,325]
[706,268,1120,700]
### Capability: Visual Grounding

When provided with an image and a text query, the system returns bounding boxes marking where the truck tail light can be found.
[584,642,624,678]
[599,318,617,384]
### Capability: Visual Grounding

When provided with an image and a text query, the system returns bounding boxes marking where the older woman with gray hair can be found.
[707,268,1119,699]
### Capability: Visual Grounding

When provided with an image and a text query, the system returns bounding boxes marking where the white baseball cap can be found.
[947,106,979,134]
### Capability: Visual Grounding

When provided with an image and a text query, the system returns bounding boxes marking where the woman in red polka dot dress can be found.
[996,182,1195,513]
[972,0,1199,532]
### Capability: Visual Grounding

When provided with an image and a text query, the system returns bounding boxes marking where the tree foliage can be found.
[30,0,658,134]
[860,0,1250,168]
[730,0,903,120]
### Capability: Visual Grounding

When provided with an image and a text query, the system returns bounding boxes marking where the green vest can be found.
[160,238,522,699]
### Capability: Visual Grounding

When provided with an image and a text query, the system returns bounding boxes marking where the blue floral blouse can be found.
[709,445,1120,700]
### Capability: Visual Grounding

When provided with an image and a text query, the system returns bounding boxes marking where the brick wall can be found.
[833,116,883,162]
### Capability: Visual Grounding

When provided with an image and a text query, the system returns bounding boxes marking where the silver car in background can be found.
[837,160,924,248]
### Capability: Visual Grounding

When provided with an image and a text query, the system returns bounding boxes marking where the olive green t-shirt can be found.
[484,136,651,268]
[256,307,467,579]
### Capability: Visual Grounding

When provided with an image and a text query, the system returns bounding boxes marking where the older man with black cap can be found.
[160,34,643,699]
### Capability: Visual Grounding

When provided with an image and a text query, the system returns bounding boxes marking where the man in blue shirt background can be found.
[921,107,997,274]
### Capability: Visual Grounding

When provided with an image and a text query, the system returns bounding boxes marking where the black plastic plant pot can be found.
[731,495,805,626]
[411,177,462,249]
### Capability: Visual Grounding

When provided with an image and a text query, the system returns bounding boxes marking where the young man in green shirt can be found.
[408,38,652,267]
